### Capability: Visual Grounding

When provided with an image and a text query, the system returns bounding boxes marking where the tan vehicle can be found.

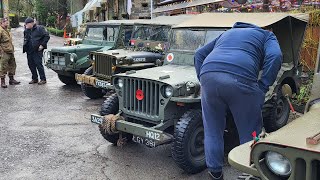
[228,37,320,180]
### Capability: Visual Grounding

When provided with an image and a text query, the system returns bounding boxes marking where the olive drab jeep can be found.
[90,13,309,174]
[75,15,193,99]
[45,20,140,85]
[229,35,320,180]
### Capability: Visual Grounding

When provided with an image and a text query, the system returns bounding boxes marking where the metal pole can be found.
[150,0,153,19]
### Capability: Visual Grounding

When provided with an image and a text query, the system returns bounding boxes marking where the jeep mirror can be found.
[281,84,292,97]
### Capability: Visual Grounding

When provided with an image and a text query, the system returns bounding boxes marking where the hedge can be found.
[46,27,64,37]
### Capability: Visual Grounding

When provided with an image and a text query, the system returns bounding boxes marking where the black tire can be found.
[81,66,105,99]
[171,109,206,174]
[100,93,119,116]
[263,89,290,133]
[98,94,131,145]
[58,74,77,85]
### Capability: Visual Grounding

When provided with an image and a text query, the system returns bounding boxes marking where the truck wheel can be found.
[263,90,290,133]
[99,94,132,145]
[171,109,206,174]
[81,66,105,99]
[58,74,77,85]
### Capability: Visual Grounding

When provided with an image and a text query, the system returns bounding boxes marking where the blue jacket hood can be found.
[232,22,261,29]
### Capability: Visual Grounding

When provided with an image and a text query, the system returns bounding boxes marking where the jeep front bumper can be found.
[75,73,114,89]
[91,114,173,147]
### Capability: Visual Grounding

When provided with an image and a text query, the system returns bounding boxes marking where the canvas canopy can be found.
[173,13,309,28]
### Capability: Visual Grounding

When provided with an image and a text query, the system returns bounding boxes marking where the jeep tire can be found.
[99,94,132,145]
[171,109,206,174]
[81,66,105,99]
[263,89,290,133]
[58,74,77,85]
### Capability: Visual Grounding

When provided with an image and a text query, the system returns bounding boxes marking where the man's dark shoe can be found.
[29,79,38,84]
[38,80,47,85]
[9,79,21,85]
[208,171,223,180]
[1,78,7,88]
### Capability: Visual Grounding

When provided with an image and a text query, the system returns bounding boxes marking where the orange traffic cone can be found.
[63,29,67,38]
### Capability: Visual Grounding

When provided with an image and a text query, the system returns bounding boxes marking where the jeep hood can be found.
[50,44,107,53]
[258,107,320,153]
[98,49,163,59]
[116,64,198,85]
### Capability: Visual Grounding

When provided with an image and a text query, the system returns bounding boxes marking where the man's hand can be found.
[38,45,44,51]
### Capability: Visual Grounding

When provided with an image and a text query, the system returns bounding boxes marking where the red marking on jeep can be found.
[136,89,144,100]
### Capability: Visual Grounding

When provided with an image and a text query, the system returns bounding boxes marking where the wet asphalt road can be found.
[0,25,241,180]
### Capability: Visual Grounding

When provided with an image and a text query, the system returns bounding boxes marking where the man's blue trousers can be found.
[200,72,264,173]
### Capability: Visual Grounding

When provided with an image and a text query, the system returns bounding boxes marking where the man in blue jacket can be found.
[194,22,282,180]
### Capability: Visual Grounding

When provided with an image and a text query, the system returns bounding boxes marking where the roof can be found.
[135,15,194,26]
[87,19,145,26]
[173,13,309,28]
[154,0,224,13]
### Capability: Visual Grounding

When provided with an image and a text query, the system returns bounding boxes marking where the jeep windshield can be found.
[167,29,225,65]
[170,29,225,52]
[84,26,120,42]
[132,25,170,41]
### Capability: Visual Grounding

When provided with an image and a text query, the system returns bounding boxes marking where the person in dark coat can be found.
[194,22,282,180]
[23,17,50,85]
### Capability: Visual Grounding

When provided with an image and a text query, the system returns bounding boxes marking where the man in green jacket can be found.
[0,17,20,88]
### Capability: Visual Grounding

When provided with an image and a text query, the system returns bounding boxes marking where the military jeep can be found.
[229,35,320,180]
[75,15,192,99]
[90,13,308,174]
[45,20,140,85]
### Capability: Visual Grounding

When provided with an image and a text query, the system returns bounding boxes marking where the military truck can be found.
[229,35,320,180]
[75,15,192,99]
[90,13,308,173]
[45,20,141,85]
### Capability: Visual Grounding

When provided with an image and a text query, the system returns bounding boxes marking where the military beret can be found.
[0,17,8,22]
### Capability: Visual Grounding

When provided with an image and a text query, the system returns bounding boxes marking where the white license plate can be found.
[95,79,110,89]
[132,135,156,148]
[91,115,103,124]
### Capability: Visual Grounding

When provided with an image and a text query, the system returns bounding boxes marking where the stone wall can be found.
[130,0,152,19]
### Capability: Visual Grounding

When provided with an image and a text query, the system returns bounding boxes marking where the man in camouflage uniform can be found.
[0,17,20,88]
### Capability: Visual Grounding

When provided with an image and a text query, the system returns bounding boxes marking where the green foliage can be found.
[34,0,49,25]
[292,73,314,106]
[47,16,56,27]
[46,27,64,37]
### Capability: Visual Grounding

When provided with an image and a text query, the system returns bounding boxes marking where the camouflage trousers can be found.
[0,52,16,78]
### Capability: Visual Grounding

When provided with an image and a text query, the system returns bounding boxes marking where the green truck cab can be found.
[228,36,320,180]
[75,15,192,99]
[45,20,139,85]
[90,13,308,174]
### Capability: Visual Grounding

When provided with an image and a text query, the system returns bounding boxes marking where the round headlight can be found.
[70,54,74,62]
[118,79,124,88]
[47,51,51,59]
[92,55,96,61]
[165,86,173,97]
[265,151,292,177]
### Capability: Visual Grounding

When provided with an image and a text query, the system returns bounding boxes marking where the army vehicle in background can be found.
[75,15,192,99]
[45,20,140,85]
[229,35,320,180]
[90,13,308,173]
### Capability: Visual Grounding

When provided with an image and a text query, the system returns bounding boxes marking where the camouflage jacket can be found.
[0,26,14,53]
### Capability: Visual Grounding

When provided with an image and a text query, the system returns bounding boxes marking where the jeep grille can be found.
[51,52,65,65]
[122,78,160,118]
[93,53,114,79]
